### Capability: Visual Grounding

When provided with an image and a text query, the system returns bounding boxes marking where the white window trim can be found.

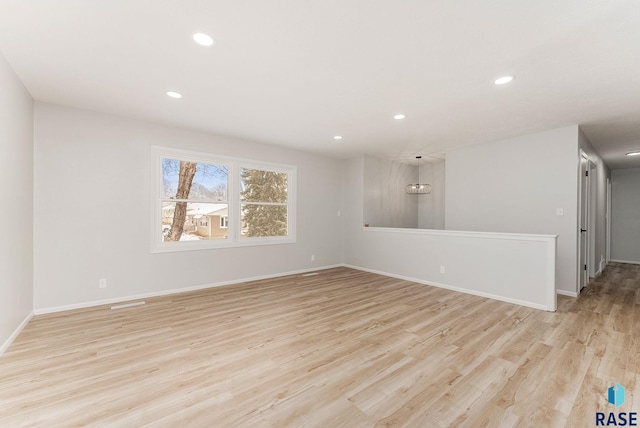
[151,146,296,253]
[220,216,228,229]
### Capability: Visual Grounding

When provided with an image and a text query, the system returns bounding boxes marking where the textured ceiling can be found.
[1,0,639,168]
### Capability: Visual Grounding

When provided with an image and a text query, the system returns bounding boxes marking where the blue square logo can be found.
[608,383,625,407]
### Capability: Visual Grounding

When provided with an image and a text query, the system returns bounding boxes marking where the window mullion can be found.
[229,162,240,242]
[241,201,288,207]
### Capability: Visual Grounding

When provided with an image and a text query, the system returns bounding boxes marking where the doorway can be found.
[578,151,590,292]
[606,177,611,264]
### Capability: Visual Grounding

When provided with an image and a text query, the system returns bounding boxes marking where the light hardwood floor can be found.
[1,264,639,427]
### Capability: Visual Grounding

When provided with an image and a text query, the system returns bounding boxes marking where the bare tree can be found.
[166,161,197,241]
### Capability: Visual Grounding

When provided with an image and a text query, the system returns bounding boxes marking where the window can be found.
[153,147,296,252]
[160,157,228,243]
[240,168,288,238]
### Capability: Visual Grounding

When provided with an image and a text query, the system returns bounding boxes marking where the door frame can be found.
[577,150,591,293]
[588,159,597,277]
[606,177,611,264]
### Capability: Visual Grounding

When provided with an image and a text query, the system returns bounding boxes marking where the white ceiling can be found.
[1,1,640,168]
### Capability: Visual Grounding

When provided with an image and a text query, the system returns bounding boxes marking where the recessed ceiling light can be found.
[193,32,215,47]
[333,135,343,140]
[627,151,640,157]
[166,91,182,99]
[394,114,406,120]
[494,75,514,85]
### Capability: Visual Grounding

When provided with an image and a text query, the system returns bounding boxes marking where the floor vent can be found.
[302,272,319,277]
[111,301,146,310]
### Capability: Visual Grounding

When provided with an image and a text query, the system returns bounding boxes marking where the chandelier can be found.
[406,156,432,194]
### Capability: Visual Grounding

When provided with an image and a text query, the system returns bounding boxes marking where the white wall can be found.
[445,126,579,294]
[344,157,557,311]
[611,168,640,264]
[33,103,343,311]
[578,128,611,275]
[0,53,34,354]
[418,159,445,229]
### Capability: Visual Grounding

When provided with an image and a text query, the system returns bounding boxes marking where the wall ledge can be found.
[363,226,557,242]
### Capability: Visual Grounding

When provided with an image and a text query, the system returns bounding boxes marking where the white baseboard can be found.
[34,264,343,315]
[556,289,578,298]
[610,259,640,266]
[32,262,569,316]
[343,264,553,311]
[0,311,34,356]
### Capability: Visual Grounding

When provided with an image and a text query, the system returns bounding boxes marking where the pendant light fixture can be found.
[406,156,432,194]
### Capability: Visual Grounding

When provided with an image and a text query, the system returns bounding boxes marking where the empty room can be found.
[1,1,640,426]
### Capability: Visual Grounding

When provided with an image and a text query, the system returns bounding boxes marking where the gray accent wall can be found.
[418,159,446,230]
[0,52,34,352]
[363,156,418,228]
[611,168,640,264]
[363,156,445,229]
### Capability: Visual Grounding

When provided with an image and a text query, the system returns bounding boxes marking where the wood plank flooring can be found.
[1,263,639,427]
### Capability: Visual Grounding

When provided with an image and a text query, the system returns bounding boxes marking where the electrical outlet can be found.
[440,266,446,274]
[311,255,316,261]
[99,278,107,289]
